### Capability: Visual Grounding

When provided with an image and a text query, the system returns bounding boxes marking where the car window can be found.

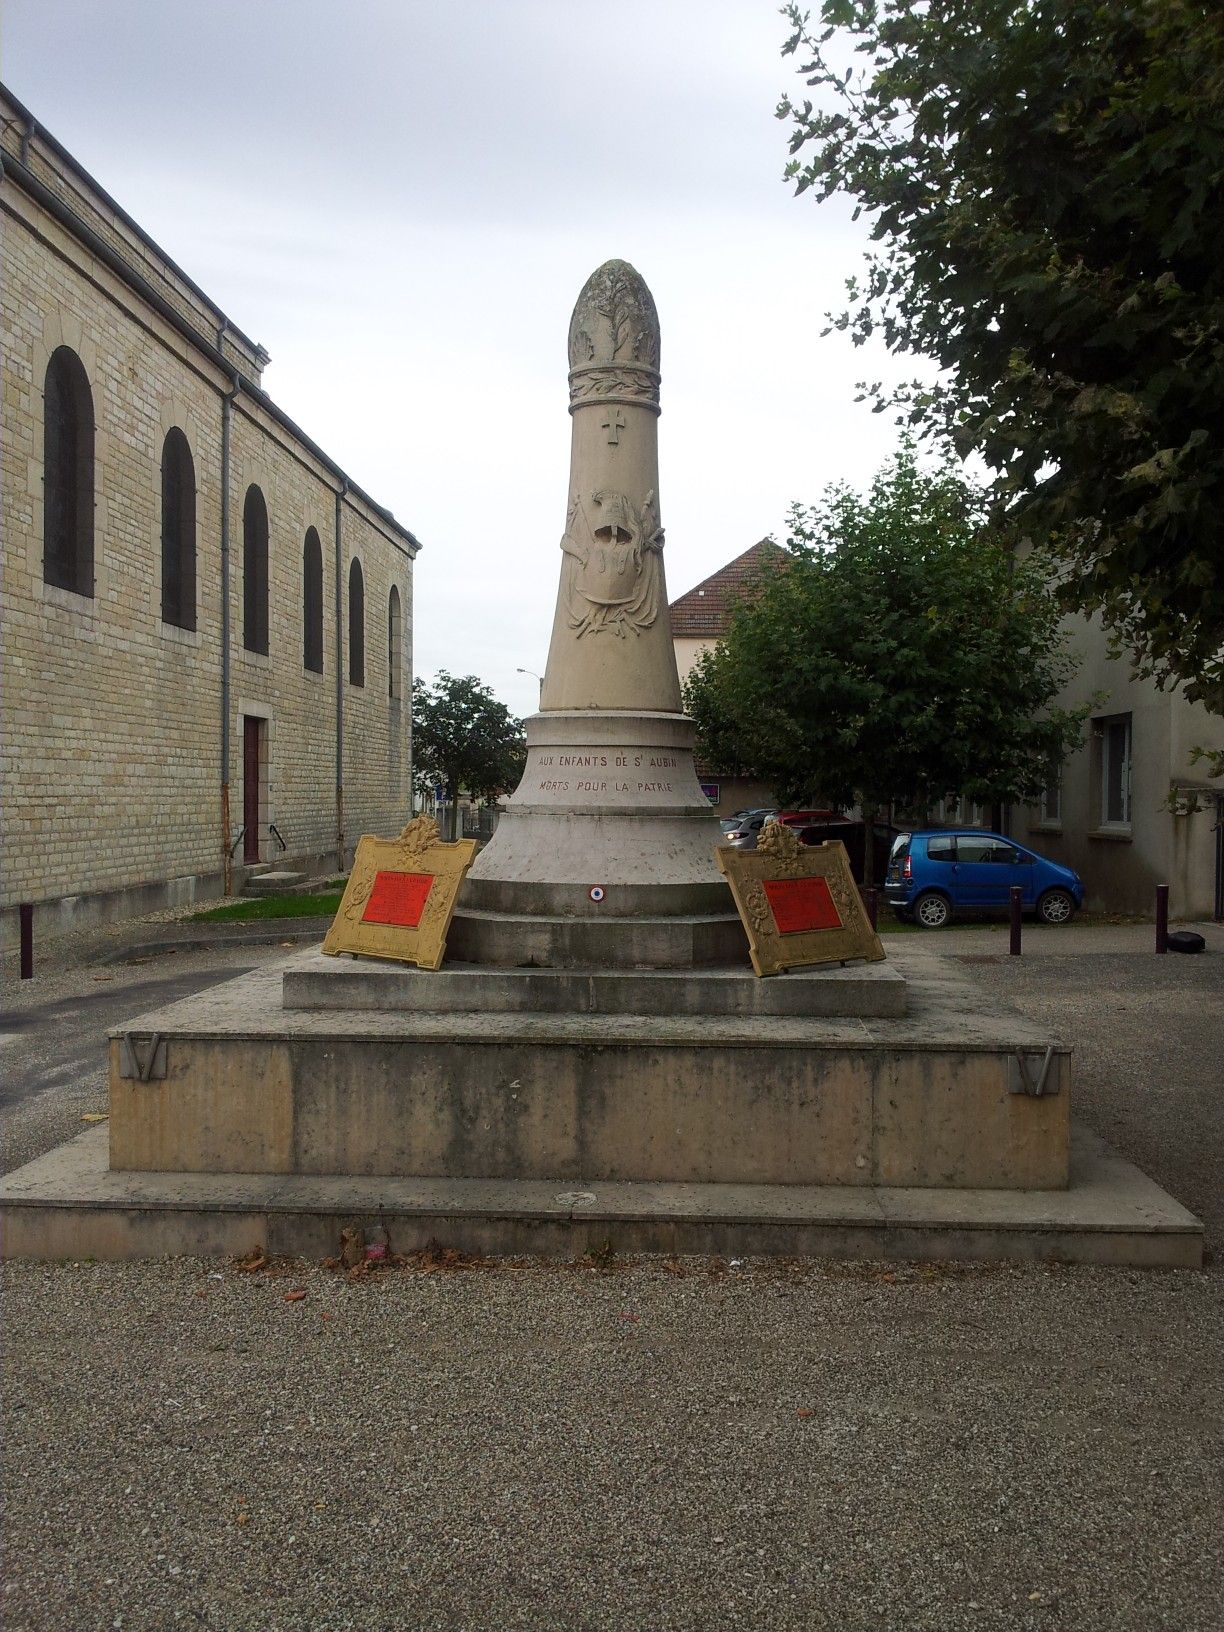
[1011,848,1035,864]
[956,836,999,864]
[890,834,911,862]
[926,835,955,860]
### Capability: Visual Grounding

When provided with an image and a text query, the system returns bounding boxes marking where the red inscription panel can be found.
[362,871,434,928]
[762,876,843,935]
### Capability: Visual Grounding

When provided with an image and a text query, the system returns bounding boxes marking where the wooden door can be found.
[243,716,261,863]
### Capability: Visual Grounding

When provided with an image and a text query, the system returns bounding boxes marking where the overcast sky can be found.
[4,0,911,717]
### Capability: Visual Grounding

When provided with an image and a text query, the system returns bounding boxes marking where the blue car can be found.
[884,829,1085,929]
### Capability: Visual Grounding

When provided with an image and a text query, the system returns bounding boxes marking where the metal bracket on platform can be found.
[118,1032,167,1082]
[1009,1046,1057,1097]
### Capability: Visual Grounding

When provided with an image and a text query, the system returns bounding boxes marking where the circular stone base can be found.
[447,906,749,971]
[466,709,728,903]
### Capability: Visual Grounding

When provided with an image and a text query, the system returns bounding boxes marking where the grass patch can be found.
[190,891,343,923]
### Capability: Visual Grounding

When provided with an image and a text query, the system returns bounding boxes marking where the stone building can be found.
[0,88,419,948]
[1010,620,1223,921]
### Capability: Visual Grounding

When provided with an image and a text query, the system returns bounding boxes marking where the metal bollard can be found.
[19,902,34,980]
[1155,883,1169,954]
[863,886,878,931]
[1009,885,1023,956]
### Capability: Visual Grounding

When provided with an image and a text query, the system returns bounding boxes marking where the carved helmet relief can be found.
[567,259,661,411]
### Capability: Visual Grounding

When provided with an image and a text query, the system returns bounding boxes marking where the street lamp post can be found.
[516,667,544,704]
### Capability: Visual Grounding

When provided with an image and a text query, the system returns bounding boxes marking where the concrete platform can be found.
[285,949,909,1018]
[104,948,1071,1189]
[0,1124,1202,1267]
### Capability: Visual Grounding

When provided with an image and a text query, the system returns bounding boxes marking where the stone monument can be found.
[450,260,744,968]
[0,260,1201,1269]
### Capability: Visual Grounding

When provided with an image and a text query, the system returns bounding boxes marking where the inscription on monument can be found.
[531,748,679,800]
[532,778,676,796]
[537,753,677,768]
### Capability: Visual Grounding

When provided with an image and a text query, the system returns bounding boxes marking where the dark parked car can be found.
[885,829,1085,928]
[797,818,901,888]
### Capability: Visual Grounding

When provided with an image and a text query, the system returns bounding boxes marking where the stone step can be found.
[0,1125,1202,1268]
[447,905,747,969]
[283,947,907,1019]
[244,870,307,895]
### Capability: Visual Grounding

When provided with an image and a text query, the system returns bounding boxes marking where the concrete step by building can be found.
[243,870,307,896]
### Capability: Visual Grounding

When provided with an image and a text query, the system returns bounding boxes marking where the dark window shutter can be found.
[243,486,269,654]
[348,559,365,687]
[303,528,324,672]
[43,347,95,595]
[161,428,196,629]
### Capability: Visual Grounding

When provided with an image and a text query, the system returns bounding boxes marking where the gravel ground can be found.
[3,1256,1220,1632]
[2,922,1222,1631]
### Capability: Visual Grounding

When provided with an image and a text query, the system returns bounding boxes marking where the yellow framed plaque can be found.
[322,815,478,970]
[716,822,885,977]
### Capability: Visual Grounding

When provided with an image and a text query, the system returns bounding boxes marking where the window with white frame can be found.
[1096,713,1132,827]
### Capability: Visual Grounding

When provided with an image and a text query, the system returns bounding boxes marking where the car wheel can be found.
[1037,888,1076,926]
[913,891,950,929]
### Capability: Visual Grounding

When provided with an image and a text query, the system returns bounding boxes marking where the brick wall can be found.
[1,138,416,930]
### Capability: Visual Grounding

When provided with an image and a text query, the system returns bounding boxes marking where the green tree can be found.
[683,449,1089,874]
[778,0,1224,722]
[411,671,526,838]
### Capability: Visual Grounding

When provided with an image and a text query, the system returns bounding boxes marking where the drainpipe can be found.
[220,368,240,894]
[335,479,348,871]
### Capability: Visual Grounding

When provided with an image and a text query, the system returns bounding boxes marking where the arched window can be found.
[348,558,365,687]
[160,428,196,629]
[243,485,269,654]
[303,528,324,673]
[43,346,95,595]
[387,585,401,700]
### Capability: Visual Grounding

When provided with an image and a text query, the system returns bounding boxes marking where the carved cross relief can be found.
[601,407,626,445]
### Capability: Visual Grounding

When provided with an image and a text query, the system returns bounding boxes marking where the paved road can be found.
[0,945,287,1174]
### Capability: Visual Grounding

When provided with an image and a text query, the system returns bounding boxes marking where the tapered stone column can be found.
[456,260,737,959]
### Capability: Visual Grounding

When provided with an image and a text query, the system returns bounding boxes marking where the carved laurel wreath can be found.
[568,366,660,406]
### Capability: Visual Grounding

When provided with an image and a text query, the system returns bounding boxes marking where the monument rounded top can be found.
[567,259,660,375]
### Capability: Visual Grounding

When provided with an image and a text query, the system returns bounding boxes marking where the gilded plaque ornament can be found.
[755,820,805,874]
[717,829,886,977]
[323,816,478,970]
